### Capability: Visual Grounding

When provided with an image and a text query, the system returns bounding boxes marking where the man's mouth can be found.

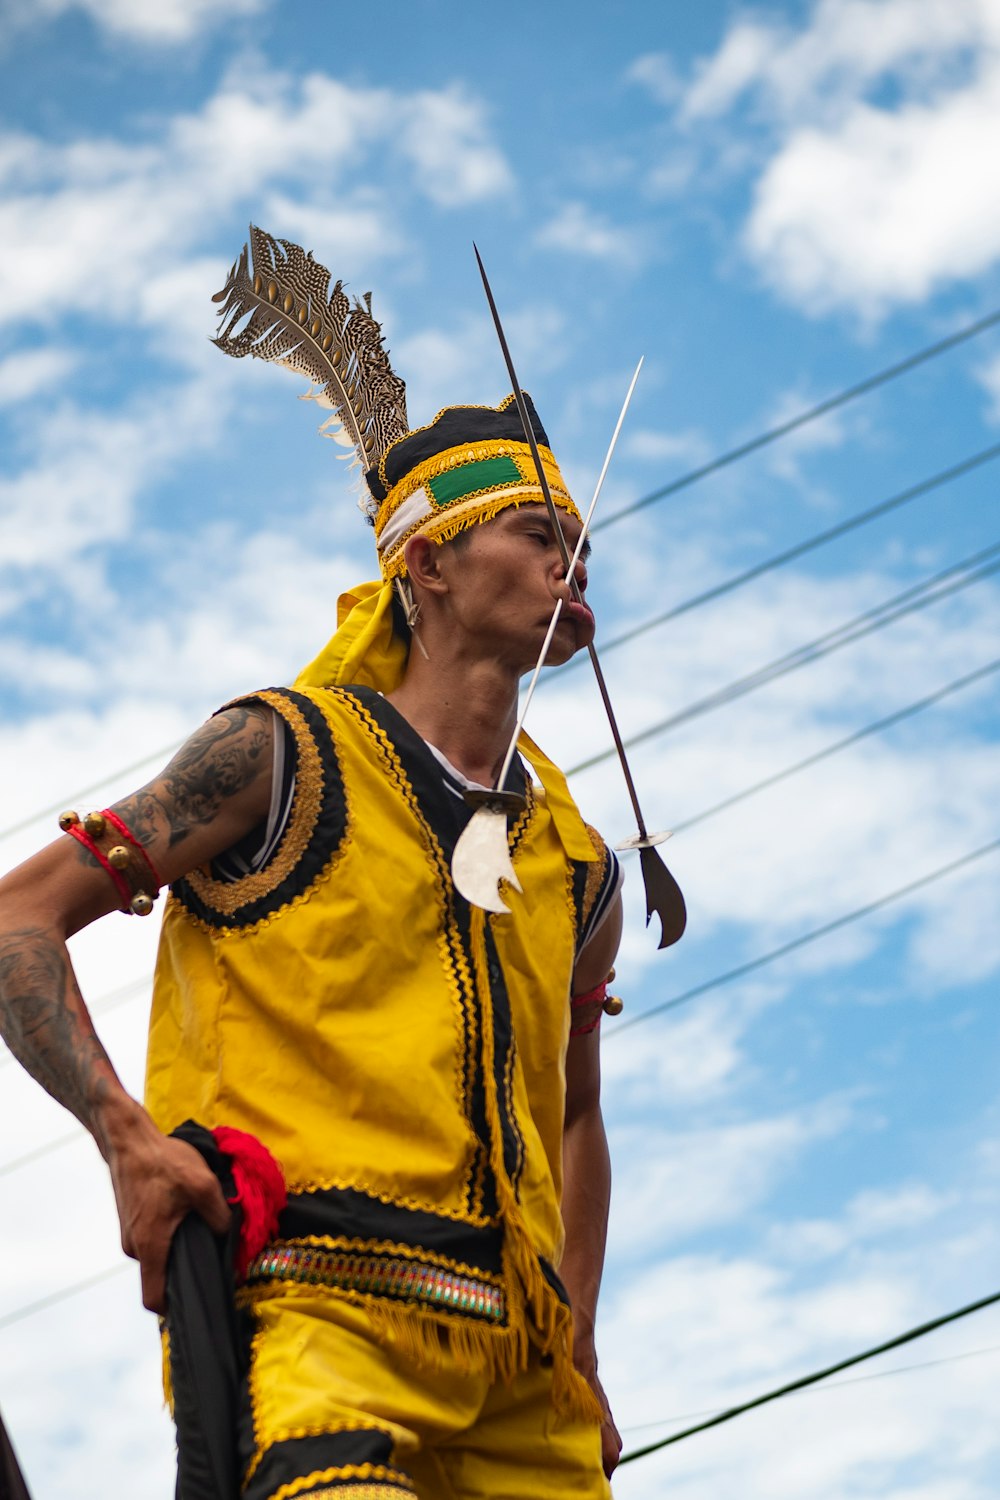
[565,598,594,627]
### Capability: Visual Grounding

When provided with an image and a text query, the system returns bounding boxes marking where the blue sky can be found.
[1,1,999,1495]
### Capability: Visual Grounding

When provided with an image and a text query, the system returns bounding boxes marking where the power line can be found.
[0,744,179,848]
[594,304,1000,533]
[0,1129,82,1181]
[4,660,993,1186]
[567,543,1000,776]
[620,1340,1000,1434]
[556,441,1000,677]
[618,1288,1000,1465]
[669,657,1000,836]
[0,1264,128,1333]
[5,443,998,847]
[607,837,1000,1037]
[5,663,996,1187]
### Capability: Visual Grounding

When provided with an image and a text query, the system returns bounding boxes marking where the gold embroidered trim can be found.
[181,690,328,921]
[379,486,580,581]
[333,693,484,1220]
[245,1244,507,1323]
[375,439,573,534]
[579,824,610,936]
[294,1488,414,1500]
[268,1464,414,1500]
[245,1233,501,1284]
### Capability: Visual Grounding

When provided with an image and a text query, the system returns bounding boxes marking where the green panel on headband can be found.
[426,455,523,508]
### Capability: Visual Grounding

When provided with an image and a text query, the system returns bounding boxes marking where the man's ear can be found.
[403,534,449,594]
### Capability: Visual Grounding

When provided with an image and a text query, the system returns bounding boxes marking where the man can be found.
[0,230,625,1498]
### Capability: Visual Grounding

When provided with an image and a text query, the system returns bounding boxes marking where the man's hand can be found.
[103,1104,232,1313]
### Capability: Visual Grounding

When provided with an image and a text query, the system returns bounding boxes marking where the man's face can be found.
[435,503,594,672]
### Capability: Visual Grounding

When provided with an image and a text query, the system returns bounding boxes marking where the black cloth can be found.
[365,391,550,502]
[166,1121,245,1500]
[0,1407,31,1500]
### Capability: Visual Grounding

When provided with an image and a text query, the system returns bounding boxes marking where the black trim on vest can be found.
[243,1430,406,1500]
[339,687,527,859]
[170,688,347,930]
[483,918,525,1194]
[570,858,590,953]
[342,687,529,1217]
[278,1185,505,1274]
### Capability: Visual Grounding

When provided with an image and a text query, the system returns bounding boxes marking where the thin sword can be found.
[472,246,685,946]
[452,360,644,914]
[495,356,644,791]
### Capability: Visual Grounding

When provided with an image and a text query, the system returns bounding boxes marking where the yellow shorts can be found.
[238,1291,612,1500]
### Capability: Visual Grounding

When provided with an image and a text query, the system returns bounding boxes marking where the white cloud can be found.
[536,202,647,268]
[399,88,514,205]
[682,0,1000,122]
[602,1159,1000,1500]
[0,368,232,576]
[7,0,268,43]
[665,0,1000,317]
[0,347,78,408]
[626,52,685,109]
[746,79,1000,317]
[0,70,513,332]
[608,1099,852,1256]
[624,427,709,466]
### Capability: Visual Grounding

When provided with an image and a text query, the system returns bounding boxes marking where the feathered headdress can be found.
[210,226,595,864]
[212,224,409,519]
[212,226,580,574]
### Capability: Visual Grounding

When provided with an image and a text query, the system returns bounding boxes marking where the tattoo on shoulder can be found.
[113,704,271,850]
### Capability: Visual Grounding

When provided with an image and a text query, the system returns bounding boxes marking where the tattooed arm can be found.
[0,704,274,1312]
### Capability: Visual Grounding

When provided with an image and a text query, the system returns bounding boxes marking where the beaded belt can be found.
[245,1244,507,1324]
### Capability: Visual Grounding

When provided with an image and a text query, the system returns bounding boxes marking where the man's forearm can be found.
[560,1102,612,1357]
[0,923,132,1154]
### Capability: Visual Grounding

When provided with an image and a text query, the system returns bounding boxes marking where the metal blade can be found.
[639,845,687,949]
[473,244,686,947]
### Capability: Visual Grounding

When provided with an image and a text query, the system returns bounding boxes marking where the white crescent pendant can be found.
[452,806,524,914]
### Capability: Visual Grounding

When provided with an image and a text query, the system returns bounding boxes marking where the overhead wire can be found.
[0,1264,128,1333]
[1,836,996,1198]
[619,1340,1000,1433]
[592,303,1000,533]
[607,837,1000,1037]
[618,1289,1000,1465]
[0,973,151,1075]
[669,657,1000,835]
[0,1129,81,1181]
[5,516,996,856]
[0,309,998,1360]
[1,745,179,848]
[567,542,1000,777]
[556,441,1000,678]
[5,370,1000,844]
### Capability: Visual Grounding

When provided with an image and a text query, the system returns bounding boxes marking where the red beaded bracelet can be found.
[58,808,161,916]
[102,807,162,888]
[65,823,133,910]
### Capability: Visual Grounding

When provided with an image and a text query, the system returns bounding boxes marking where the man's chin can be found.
[546,615,594,665]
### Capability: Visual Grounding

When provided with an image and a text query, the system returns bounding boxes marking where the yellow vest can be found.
[146,685,609,1407]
